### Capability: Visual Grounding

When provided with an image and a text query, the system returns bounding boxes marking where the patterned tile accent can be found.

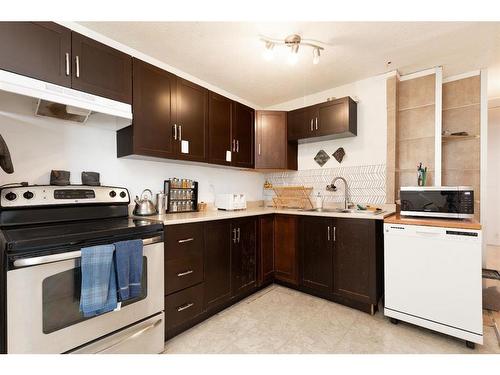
[264,164,386,205]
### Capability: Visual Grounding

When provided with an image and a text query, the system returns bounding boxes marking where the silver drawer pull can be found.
[65,53,70,76]
[75,55,80,78]
[177,270,194,277]
[178,237,194,244]
[177,302,194,312]
[95,318,163,354]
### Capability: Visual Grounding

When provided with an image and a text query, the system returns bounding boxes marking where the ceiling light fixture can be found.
[260,34,325,65]
[262,41,275,61]
[313,48,321,65]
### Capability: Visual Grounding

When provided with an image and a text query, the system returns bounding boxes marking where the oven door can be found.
[7,239,164,354]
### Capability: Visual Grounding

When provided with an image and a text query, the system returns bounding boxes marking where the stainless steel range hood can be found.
[0,69,132,125]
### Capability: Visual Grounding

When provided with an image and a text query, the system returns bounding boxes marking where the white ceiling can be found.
[79,22,500,107]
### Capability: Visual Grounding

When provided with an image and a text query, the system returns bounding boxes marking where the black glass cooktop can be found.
[1,217,163,255]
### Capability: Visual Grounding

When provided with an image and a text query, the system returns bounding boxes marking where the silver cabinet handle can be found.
[328,226,331,241]
[178,125,182,141]
[173,124,177,140]
[315,117,318,130]
[65,53,70,76]
[178,237,194,244]
[310,119,313,131]
[237,227,241,243]
[13,235,163,268]
[95,318,163,354]
[333,226,336,242]
[177,270,194,277]
[232,139,236,152]
[75,55,80,78]
[236,140,239,153]
[177,302,194,312]
[233,228,237,243]
[258,143,261,155]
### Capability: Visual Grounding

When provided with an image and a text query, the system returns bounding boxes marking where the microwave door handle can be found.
[13,235,163,268]
[94,317,163,354]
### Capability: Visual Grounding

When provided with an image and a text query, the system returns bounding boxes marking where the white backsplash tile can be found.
[264,164,386,205]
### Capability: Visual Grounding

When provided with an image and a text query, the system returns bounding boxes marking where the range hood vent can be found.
[0,69,132,125]
[36,100,92,123]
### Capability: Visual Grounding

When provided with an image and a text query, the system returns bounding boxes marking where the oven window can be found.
[42,258,148,334]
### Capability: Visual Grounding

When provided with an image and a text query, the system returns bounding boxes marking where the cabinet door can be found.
[132,58,177,158]
[208,92,232,166]
[317,98,357,137]
[274,215,299,285]
[176,78,208,162]
[0,22,71,87]
[204,220,232,311]
[231,217,257,297]
[333,218,377,304]
[232,102,254,168]
[255,111,287,169]
[71,32,132,103]
[287,107,314,141]
[300,217,333,293]
[258,215,274,285]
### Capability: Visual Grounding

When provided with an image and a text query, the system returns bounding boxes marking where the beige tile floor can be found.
[165,245,500,354]
[164,284,500,354]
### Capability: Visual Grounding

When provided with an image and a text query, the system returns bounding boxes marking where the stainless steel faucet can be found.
[326,177,350,209]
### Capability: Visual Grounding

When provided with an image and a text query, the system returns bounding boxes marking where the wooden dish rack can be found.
[272,186,314,209]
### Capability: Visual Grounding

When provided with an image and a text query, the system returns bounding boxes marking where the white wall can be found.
[0,92,264,203]
[267,73,389,170]
[487,105,500,245]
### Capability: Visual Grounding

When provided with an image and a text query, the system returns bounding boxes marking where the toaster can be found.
[215,193,247,211]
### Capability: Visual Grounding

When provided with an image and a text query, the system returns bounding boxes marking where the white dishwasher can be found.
[384,223,483,347]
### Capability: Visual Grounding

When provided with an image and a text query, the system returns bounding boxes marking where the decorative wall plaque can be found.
[314,150,330,167]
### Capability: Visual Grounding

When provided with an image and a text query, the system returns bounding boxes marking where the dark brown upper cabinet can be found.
[231,217,257,297]
[175,78,208,162]
[208,92,233,166]
[287,97,357,142]
[0,22,72,87]
[71,32,132,104]
[300,216,333,294]
[255,111,297,170]
[232,102,255,169]
[118,58,176,159]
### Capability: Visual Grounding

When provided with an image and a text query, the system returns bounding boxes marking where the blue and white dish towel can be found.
[114,239,144,300]
[79,244,118,318]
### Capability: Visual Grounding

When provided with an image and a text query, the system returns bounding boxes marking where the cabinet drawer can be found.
[165,283,203,331]
[165,254,203,295]
[165,223,204,260]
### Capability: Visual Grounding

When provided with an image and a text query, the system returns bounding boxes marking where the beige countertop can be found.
[384,213,481,230]
[134,206,395,225]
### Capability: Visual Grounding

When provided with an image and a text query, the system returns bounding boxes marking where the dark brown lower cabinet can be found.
[204,220,232,311]
[165,283,204,333]
[300,217,333,293]
[165,214,384,340]
[274,215,299,285]
[332,218,383,308]
[258,215,274,286]
[231,217,257,297]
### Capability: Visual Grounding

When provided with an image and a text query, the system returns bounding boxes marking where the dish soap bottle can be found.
[315,192,324,209]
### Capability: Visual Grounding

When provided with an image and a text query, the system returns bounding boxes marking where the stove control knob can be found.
[109,190,117,198]
[119,191,127,198]
[5,192,17,201]
[23,191,34,199]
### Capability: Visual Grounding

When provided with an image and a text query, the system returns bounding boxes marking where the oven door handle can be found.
[12,235,163,268]
[94,317,163,354]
